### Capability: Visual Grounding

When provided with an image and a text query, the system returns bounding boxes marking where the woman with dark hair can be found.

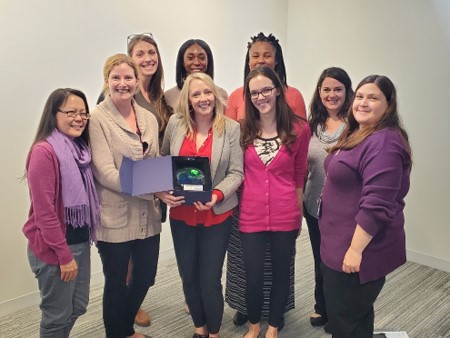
[319,75,412,337]
[165,39,227,110]
[225,32,306,330]
[23,88,99,338]
[239,66,310,338]
[159,72,243,338]
[303,67,353,328]
[89,54,160,338]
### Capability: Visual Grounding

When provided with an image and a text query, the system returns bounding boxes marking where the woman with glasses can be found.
[303,67,353,330]
[165,39,228,111]
[225,32,306,331]
[23,88,99,338]
[158,72,243,338]
[239,66,310,338]
[89,54,160,338]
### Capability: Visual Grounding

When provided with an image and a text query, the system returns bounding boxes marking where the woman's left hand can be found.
[342,246,362,274]
[193,194,218,211]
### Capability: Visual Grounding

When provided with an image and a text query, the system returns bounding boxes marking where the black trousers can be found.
[240,230,298,328]
[170,218,231,335]
[97,235,160,338]
[322,263,385,338]
[303,204,327,319]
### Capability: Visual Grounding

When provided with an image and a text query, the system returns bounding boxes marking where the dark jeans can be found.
[170,218,231,335]
[240,230,297,328]
[322,263,385,338]
[303,203,327,319]
[97,235,160,338]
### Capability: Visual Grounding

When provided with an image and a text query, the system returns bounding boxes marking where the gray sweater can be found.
[304,124,345,218]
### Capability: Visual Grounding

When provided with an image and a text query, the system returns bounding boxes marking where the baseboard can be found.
[0,247,175,318]
[407,249,450,273]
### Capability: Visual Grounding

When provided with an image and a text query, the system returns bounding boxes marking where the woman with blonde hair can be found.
[158,72,243,338]
[89,53,160,338]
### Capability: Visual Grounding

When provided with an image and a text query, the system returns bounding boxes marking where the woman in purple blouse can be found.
[319,75,412,338]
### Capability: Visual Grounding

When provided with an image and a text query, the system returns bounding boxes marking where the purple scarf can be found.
[47,129,99,240]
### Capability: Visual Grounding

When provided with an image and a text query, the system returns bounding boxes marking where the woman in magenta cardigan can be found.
[225,32,306,331]
[319,75,412,337]
[239,66,310,338]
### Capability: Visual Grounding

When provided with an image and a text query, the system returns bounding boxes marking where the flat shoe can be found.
[192,334,208,338]
[134,307,151,327]
[310,313,327,327]
[233,311,248,326]
[243,331,260,338]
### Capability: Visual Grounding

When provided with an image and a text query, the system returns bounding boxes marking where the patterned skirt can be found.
[225,211,296,316]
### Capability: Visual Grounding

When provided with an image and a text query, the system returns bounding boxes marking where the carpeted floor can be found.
[1,231,449,338]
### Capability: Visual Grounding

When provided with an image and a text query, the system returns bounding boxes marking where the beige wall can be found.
[1,0,449,317]
[286,0,450,270]
[0,0,289,316]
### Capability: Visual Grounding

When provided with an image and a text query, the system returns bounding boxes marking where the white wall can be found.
[286,0,450,271]
[1,0,449,317]
[0,0,288,316]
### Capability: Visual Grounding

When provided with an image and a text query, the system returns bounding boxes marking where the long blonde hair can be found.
[176,72,227,138]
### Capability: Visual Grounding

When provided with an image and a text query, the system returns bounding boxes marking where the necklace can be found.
[318,122,345,144]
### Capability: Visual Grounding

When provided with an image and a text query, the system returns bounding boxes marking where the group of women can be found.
[22,31,412,338]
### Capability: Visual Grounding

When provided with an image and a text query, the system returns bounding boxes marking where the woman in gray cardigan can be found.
[89,54,159,338]
[158,72,243,338]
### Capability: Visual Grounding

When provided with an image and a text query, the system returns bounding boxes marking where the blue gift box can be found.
[120,155,212,205]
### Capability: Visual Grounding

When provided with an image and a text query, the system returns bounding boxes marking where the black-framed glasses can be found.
[127,33,154,46]
[58,109,90,120]
[249,87,277,100]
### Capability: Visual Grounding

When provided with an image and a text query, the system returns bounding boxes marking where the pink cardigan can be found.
[239,121,310,233]
[22,142,73,265]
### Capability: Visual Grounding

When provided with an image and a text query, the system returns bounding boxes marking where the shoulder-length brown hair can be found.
[241,66,304,151]
[330,75,411,159]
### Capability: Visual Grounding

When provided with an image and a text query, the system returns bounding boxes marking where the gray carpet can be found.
[1,231,449,338]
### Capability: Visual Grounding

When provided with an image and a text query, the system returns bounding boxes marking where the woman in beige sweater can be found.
[89,54,160,338]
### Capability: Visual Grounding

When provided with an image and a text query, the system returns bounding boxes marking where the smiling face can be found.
[130,40,159,78]
[320,77,346,115]
[56,95,87,139]
[107,62,138,103]
[353,83,388,129]
[188,78,215,120]
[184,44,208,75]
[248,42,277,71]
[248,74,279,117]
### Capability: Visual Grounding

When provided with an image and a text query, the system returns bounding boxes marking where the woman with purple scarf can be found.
[23,88,99,338]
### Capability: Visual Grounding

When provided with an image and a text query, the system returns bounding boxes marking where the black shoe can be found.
[192,334,208,338]
[277,315,285,332]
[233,311,248,326]
[324,322,333,334]
[310,314,327,327]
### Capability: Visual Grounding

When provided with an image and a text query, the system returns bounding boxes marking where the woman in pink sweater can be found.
[239,66,310,338]
[23,88,99,338]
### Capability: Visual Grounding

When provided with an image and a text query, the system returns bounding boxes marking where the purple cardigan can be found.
[239,121,310,233]
[319,128,411,283]
[23,142,73,266]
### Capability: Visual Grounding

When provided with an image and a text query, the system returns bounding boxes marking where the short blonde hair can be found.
[176,72,227,137]
[102,53,139,94]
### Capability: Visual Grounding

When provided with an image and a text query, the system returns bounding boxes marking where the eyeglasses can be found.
[58,109,90,120]
[249,87,277,100]
[127,33,154,46]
